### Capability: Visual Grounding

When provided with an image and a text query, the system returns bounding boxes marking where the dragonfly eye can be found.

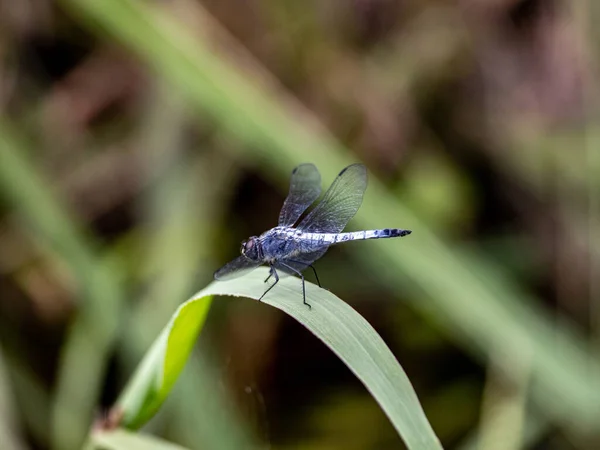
[241,238,259,260]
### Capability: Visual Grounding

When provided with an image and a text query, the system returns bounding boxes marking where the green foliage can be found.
[114,268,442,449]
[117,297,212,428]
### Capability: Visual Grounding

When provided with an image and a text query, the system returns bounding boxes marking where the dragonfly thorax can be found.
[240,236,262,261]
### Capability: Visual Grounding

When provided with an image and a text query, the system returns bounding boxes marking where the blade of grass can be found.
[60,0,600,434]
[477,351,531,450]
[113,267,442,450]
[0,348,27,450]
[458,414,547,450]
[89,429,191,450]
[1,355,50,445]
[116,295,212,428]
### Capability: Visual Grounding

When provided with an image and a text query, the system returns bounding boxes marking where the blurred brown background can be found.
[1,0,599,449]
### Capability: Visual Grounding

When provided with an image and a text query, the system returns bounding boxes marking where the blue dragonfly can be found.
[214,163,411,308]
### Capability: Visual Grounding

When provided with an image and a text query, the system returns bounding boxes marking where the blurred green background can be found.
[1,0,600,449]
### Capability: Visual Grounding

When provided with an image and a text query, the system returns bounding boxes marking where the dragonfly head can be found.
[241,236,261,261]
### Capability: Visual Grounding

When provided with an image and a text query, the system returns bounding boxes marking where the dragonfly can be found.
[214,163,412,308]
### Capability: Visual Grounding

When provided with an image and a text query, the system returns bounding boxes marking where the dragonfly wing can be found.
[297,163,367,233]
[278,163,322,227]
[214,256,262,281]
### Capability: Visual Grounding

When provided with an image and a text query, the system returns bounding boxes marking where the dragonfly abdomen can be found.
[300,228,411,245]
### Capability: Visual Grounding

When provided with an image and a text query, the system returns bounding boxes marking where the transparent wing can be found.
[297,163,367,233]
[214,256,261,281]
[278,163,321,227]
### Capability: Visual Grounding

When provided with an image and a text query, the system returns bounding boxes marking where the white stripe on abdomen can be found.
[298,228,410,244]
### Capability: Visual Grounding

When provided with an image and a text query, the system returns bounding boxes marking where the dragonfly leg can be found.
[264,266,274,283]
[307,264,321,288]
[287,260,322,288]
[279,262,311,309]
[259,266,279,302]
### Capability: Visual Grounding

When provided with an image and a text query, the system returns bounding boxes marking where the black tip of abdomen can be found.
[375,228,412,238]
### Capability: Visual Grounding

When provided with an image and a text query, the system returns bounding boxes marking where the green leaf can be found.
[115,267,442,450]
[89,429,190,450]
[116,298,212,428]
